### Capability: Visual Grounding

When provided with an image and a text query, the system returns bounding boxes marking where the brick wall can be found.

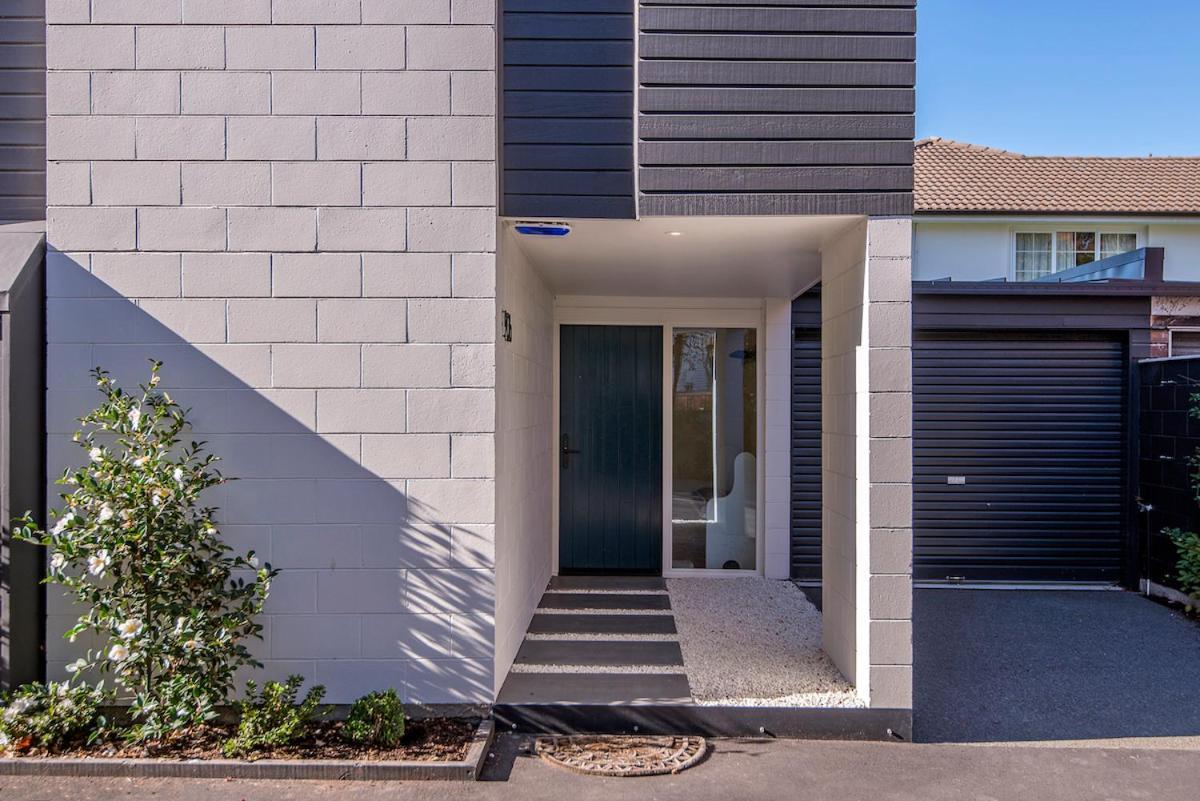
[44,0,499,704]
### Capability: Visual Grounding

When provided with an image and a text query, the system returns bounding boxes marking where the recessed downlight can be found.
[666,231,683,237]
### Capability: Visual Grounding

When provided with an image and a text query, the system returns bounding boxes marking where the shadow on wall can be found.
[44,254,495,705]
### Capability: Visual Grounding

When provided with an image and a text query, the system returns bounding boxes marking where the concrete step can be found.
[527,613,678,636]
[548,576,667,593]
[497,672,692,705]
[538,592,671,611]
[514,639,684,668]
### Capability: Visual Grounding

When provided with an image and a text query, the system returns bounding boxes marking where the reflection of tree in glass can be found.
[672,329,714,394]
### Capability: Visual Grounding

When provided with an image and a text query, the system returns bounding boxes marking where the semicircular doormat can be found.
[534,735,707,777]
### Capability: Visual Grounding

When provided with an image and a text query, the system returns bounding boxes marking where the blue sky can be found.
[917,0,1200,155]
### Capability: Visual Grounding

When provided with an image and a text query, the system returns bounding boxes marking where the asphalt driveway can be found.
[914,588,1200,745]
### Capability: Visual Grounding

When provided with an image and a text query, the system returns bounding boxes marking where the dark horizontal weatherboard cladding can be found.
[0,0,45,221]
[639,0,915,217]
[501,0,636,219]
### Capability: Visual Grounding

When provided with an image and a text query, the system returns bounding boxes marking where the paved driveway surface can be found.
[914,588,1200,745]
[2,736,1198,801]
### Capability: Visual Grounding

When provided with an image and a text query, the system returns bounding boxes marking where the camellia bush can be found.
[14,362,277,741]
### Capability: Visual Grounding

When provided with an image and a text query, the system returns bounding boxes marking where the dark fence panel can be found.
[1136,357,1200,592]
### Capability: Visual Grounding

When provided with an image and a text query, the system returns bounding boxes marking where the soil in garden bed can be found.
[5,717,479,763]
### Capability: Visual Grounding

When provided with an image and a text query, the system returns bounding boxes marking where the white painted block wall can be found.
[820,218,914,709]
[493,227,553,693]
[44,0,499,704]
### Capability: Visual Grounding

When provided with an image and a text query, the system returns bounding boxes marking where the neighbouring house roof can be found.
[914,137,1200,216]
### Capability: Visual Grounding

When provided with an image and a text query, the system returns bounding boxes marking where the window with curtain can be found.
[1100,233,1137,259]
[1056,231,1096,270]
[1014,230,1137,280]
[1015,232,1052,280]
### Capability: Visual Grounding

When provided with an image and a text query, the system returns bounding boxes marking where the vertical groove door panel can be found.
[790,328,822,579]
[560,325,663,573]
[914,333,1126,582]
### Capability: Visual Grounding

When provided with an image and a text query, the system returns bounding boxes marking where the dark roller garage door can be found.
[914,332,1127,582]
[790,329,821,579]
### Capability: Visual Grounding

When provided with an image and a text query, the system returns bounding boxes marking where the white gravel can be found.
[667,578,862,708]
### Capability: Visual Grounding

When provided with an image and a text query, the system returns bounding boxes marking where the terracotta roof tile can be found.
[914,137,1200,216]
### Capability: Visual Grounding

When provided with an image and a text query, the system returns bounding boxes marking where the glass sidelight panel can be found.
[670,328,758,570]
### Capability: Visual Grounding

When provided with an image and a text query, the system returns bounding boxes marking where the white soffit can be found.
[503,215,861,298]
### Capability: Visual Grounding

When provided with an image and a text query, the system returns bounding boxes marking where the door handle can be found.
[560,434,581,469]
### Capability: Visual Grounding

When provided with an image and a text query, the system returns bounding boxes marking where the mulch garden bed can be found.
[6,717,478,762]
[0,717,492,781]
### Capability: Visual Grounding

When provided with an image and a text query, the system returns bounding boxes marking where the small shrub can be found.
[342,689,405,748]
[1164,527,1200,602]
[223,676,326,758]
[13,362,277,741]
[0,682,111,752]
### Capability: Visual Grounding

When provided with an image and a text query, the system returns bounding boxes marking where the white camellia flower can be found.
[132,456,147,468]
[118,618,143,640]
[128,407,141,428]
[152,493,162,507]
[98,503,115,523]
[89,447,103,463]
[66,658,88,674]
[6,697,35,721]
[108,643,130,662]
[173,467,184,484]
[49,552,67,572]
[0,732,9,747]
[88,549,112,577]
[51,511,75,535]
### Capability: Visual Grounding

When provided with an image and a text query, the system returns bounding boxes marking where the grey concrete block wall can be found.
[44,1,499,704]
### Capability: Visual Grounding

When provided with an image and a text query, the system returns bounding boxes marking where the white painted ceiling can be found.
[503,215,861,298]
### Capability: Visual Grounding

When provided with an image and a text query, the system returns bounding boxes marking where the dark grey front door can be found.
[559,325,663,574]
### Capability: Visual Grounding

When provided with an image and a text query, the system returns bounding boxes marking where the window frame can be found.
[1169,327,1200,357]
[1011,228,1140,281]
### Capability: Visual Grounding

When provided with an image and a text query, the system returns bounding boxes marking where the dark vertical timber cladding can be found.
[0,0,45,221]
[791,288,822,579]
[501,0,636,219]
[913,333,1127,582]
[559,325,663,573]
[639,0,915,217]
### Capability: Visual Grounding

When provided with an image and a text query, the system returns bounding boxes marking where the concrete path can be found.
[2,735,1197,801]
[914,588,1200,746]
